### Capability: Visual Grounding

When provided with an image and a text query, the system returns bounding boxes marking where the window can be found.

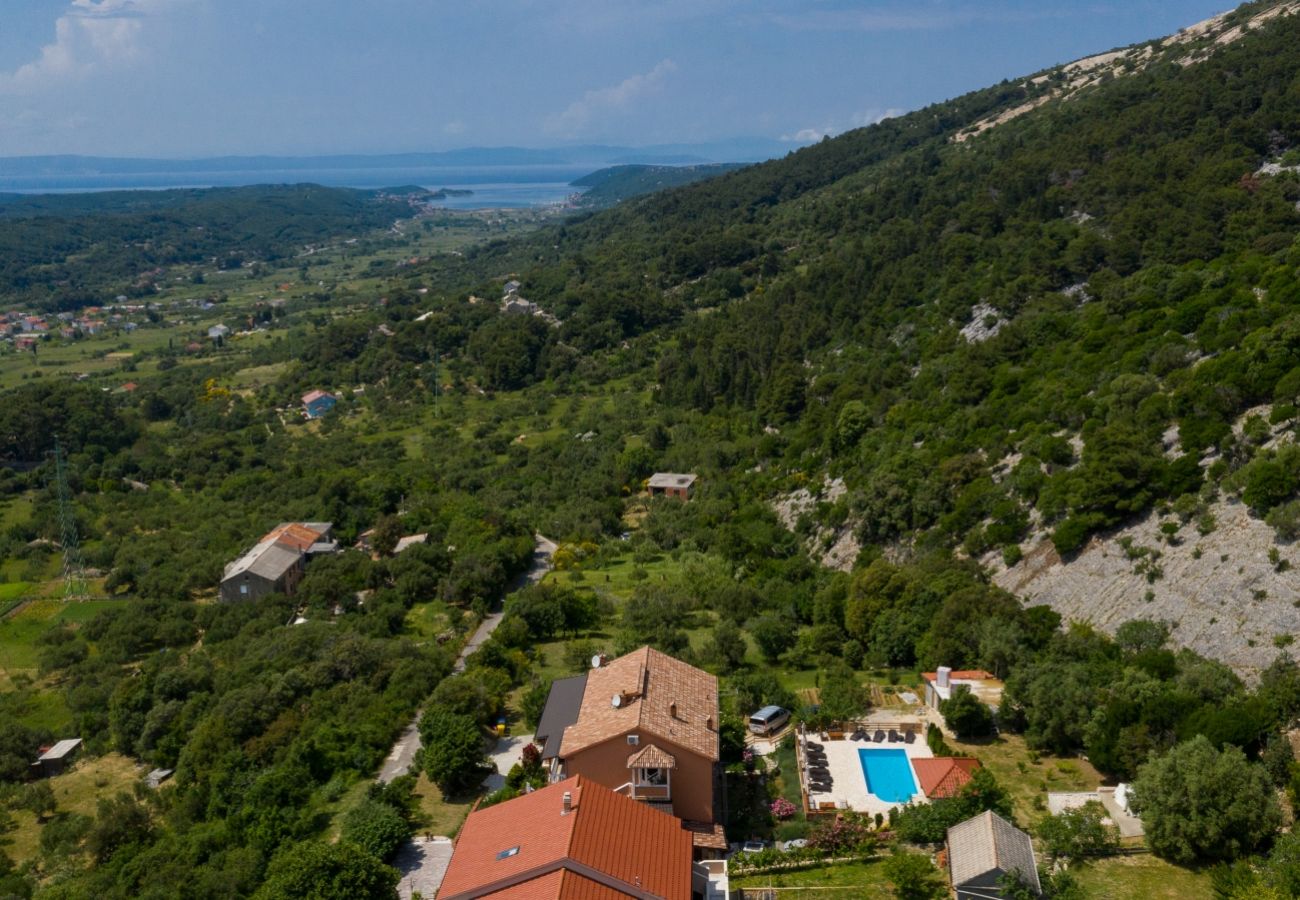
[639,767,665,785]
[626,735,639,745]
[495,847,519,860]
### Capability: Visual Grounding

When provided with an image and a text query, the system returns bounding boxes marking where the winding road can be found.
[378,533,557,784]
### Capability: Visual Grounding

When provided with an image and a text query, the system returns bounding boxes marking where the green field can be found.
[0,598,125,678]
[731,858,896,898]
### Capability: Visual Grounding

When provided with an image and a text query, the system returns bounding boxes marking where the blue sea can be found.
[0,164,591,209]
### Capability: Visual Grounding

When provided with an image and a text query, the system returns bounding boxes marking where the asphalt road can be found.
[377,534,556,784]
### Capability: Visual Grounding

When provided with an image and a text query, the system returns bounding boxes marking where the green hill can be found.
[571,163,748,208]
[441,0,1300,564]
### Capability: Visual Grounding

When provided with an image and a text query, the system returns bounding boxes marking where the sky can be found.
[0,0,1240,158]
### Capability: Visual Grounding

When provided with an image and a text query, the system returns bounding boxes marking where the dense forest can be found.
[6,1,1300,897]
[0,186,419,310]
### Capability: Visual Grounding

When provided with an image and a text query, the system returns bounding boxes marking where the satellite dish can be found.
[611,694,623,708]
[592,654,603,669]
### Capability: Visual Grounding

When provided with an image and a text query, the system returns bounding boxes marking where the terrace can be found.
[794,719,935,818]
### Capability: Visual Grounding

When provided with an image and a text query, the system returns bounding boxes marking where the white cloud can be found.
[545,59,677,137]
[781,107,905,142]
[0,0,175,94]
[443,120,466,136]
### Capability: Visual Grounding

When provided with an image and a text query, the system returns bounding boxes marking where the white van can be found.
[748,705,790,735]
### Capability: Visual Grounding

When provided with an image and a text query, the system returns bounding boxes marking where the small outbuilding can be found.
[947,810,1041,899]
[302,390,337,419]
[32,739,82,778]
[648,472,697,500]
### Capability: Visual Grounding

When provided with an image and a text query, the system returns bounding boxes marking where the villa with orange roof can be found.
[437,776,725,899]
[534,647,724,852]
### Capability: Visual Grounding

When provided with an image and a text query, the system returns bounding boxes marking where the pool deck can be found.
[805,733,934,817]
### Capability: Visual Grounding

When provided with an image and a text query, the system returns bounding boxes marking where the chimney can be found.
[937,666,952,689]
[562,791,572,816]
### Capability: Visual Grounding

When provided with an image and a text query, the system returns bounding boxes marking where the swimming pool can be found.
[858,748,919,803]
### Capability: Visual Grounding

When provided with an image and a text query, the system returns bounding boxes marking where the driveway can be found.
[481,732,536,793]
[394,836,454,900]
[378,534,555,783]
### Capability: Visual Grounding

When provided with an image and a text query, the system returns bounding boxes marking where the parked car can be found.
[748,705,791,735]
[778,839,808,851]
[741,840,767,853]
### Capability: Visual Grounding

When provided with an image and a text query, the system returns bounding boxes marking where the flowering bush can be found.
[808,816,873,855]
[770,798,798,820]
[742,749,755,770]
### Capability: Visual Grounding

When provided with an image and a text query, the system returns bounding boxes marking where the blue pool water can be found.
[858,748,919,803]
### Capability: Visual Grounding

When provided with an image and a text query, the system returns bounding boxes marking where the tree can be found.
[341,798,409,862]
[19,782,57,823]
[1133,735,1280,864]
[370,514,403,558]
[751,615,797,663]
[419,709,489,795]
[882,851,945,899]
[520,680,551,731]
[940,685,995,739]
[253,840,399,900]
[706,619,748,673]
[894,768,1013,844]
[85,792,152,864]
[0,723,43,782]
[819,661,869,722]
[1036,801,1119,862]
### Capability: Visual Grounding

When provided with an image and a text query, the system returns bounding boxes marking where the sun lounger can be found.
[888,730,901,742]
[805,742,824,751]
[850,729,866,741]
[904,730,916,744]
[873,730,885,742]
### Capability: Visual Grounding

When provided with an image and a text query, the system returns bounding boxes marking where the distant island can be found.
[571,163,747,208]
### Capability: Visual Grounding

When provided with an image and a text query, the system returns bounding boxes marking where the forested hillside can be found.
[0,185,418,310]
[421,0,1300,585]
[8,2,1300,897]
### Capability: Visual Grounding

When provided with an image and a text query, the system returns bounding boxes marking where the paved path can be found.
[481,732,536,793]
[394,836,454,900]
[378,534,556,784]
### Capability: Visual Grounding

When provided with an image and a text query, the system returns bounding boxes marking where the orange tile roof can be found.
[626,744,677,770]
[560,647,718,762]
[913,757,982,799]
[262,522,324,551]
[921,670,995,684]
[438,776,692,900]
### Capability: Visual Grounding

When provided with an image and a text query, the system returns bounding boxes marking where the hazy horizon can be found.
[1,1,1236,158]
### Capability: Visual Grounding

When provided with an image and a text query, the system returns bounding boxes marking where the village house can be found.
[533,647,725,854]
[947,810,1041,899]
[921,667,1003,712]
[207,324,231,341]
[647,473,698,500]
[302,390,337,419]
[32,739,82,778]
[219,522,337,602]
[437,775,727,900]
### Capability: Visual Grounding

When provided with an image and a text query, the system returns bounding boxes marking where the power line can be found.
[51,438,88,600]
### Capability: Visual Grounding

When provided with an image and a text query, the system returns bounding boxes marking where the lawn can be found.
[0,599,126,677]
[1069,854,1212,898]
[731,858,897,898]
[946,732,1104,827]
[411,771,477,839]
[1,752,142,865]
